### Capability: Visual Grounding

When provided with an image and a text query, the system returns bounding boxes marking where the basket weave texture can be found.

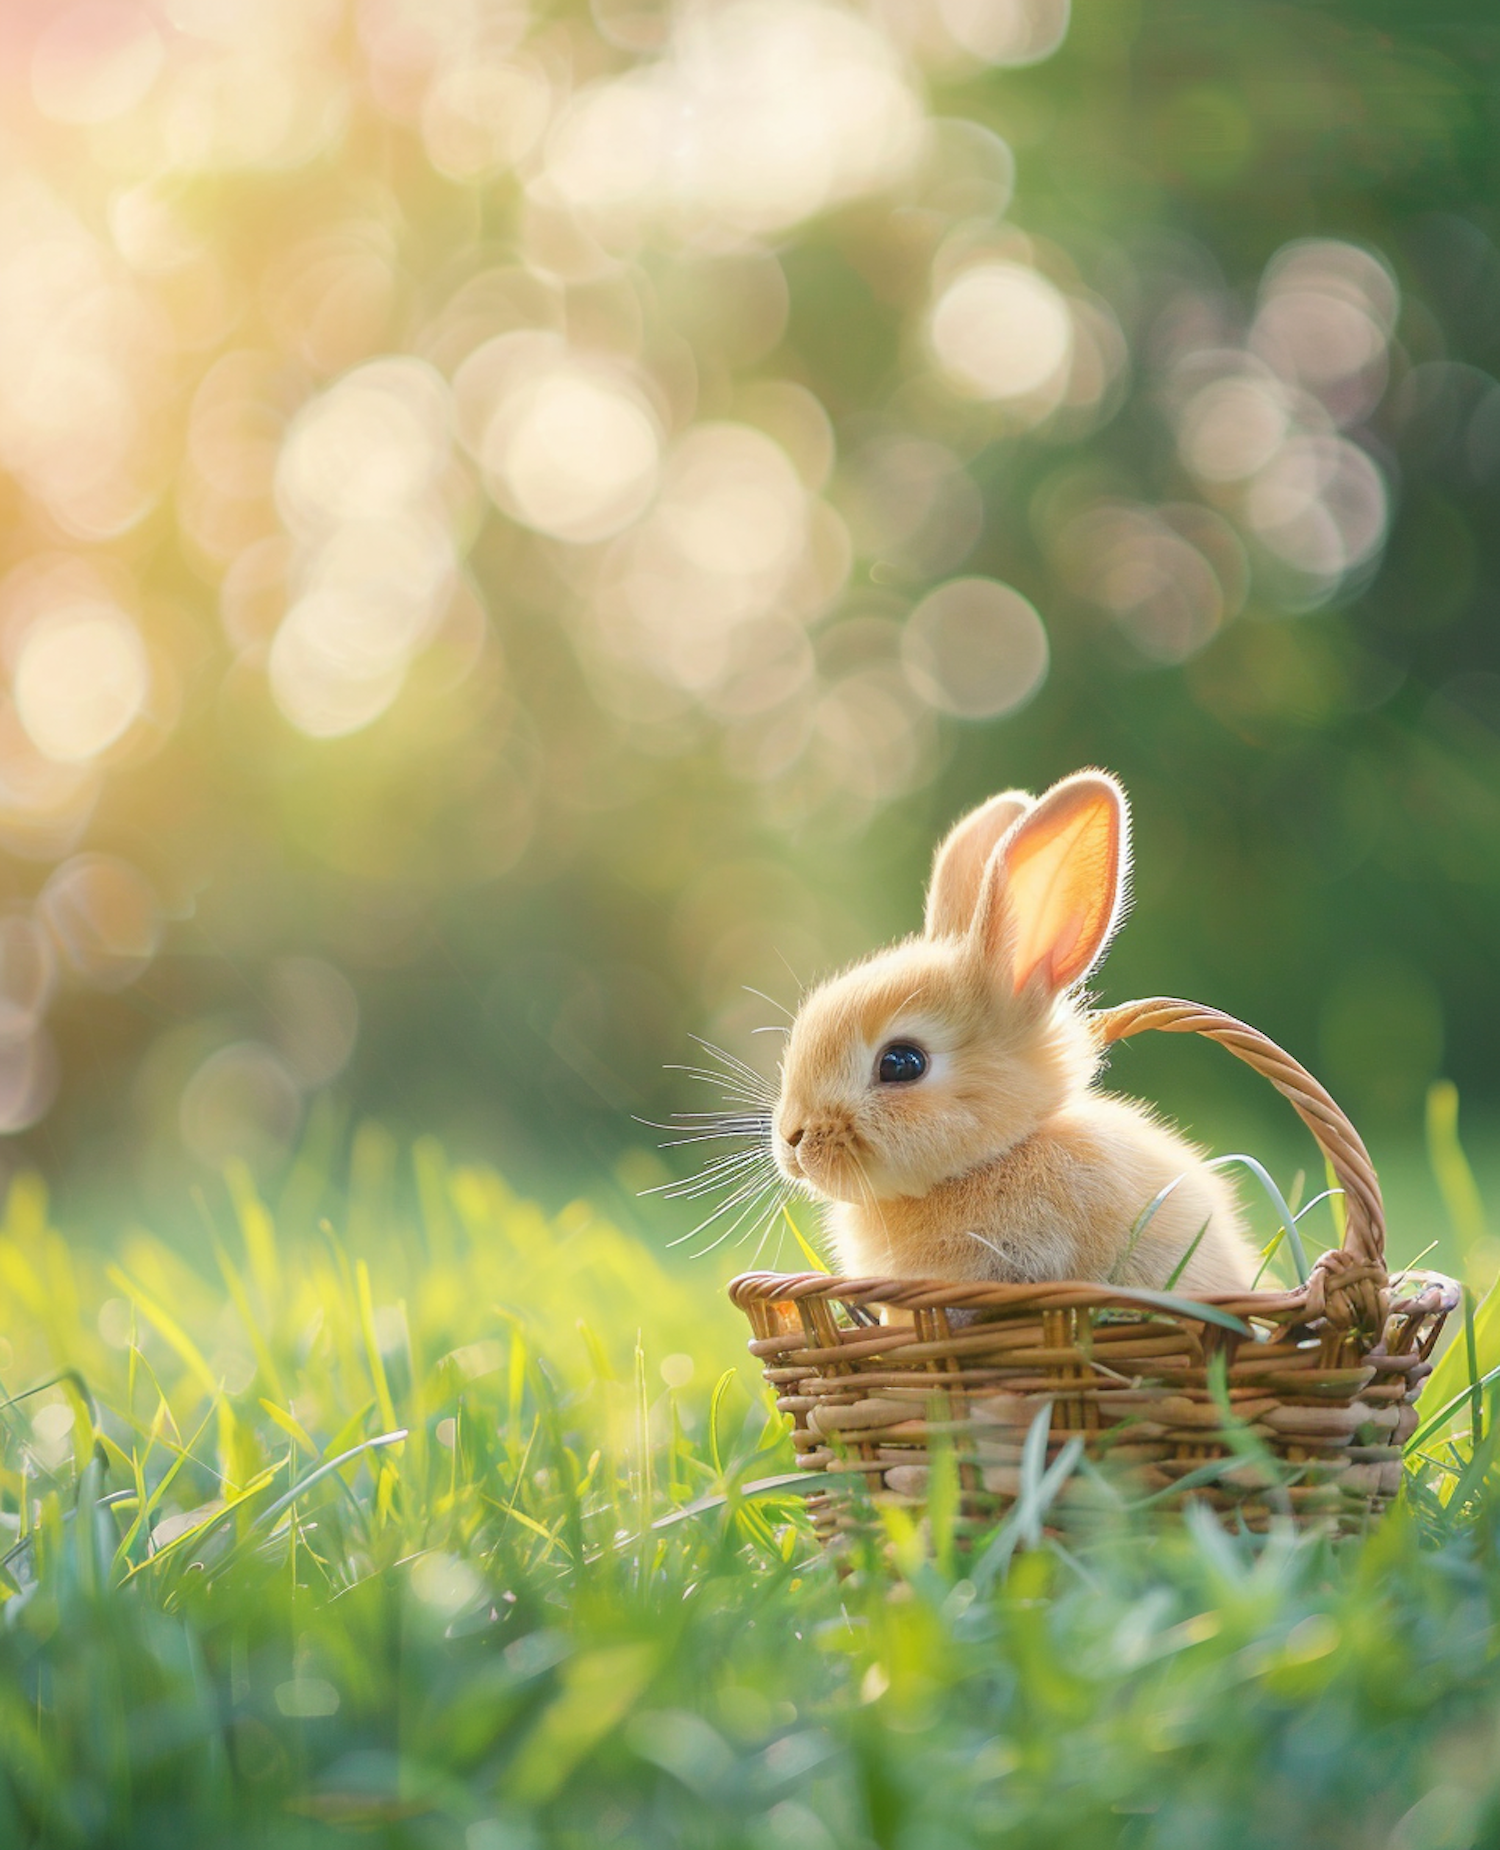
[730,998,1459,1545]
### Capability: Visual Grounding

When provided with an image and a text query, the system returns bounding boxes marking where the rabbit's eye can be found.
[877,1042,928,1085]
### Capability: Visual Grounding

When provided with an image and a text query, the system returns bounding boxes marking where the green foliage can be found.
[0,1142,1498,1848]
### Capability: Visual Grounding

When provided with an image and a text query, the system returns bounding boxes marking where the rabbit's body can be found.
[773,773,1258,1293]
[829,1093,1251,1294]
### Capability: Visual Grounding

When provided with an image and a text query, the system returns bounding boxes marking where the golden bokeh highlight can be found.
[38,853,159,991]
[929,261,1074,411]
[14,601,149,764]
[901,577,1050,718]
[541,1,925,244]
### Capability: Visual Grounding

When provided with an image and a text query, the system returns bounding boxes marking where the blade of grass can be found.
[212,1430,410,1574]
[1427,1080,1487,1261]
[1112,1156,1309,1289]
[355,1260,400,1440]
[1164,1221,1211,1290]
[1419,1268,1500,1448]
[1095,1288,1252,1336]
[780,1206,828,1274]
[1465,1287,1484,1450]
[1324,1157,1347,1247]
[708,1369,737,1481]
[1204,1156,1310,1285]
[1407,1362,1500,1456]
[105,1269,218,1398]
[1252,1191,1343,1288]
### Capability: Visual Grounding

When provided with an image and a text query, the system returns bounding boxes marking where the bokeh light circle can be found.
[179,1041,303,1171]
[1177,374,1290,483]
[31,3,164,126]
[1245,435,1388,579]
[936,0,1071,67]
[544,1,925,240]
[38,853,160,989]
[480,364,661,544]
[929,262,1073,406]
[14,601,150,763]
[901,577,1049,717]
[0,915,56,1041]
[276,359,452,536]
[267,955,359,1084]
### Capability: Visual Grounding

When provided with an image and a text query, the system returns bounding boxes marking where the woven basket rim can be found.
[727,1265,1462,1326]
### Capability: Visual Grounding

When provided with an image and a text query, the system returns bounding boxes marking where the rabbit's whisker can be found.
[742,984,795,1021]
[642,1117,772,1147]
[673,1161,787,1235]
[635,1110,769,1137]
[665,1102,769,1117]
[731,1180,792,1251]
[666,1067,773,1095]
[671,1169,784,1252]
[688,1178,791,1260]
[647,1127,766,1143]
[651,1151,777,1203]
[666,1060,773,1091]
[664,1106,771,1122]
[850,1150,893,1276]
[662,1139,774,1177]
[744,1185,796,1263]
[665,1071,776,1109]
[688,1036,772,1091]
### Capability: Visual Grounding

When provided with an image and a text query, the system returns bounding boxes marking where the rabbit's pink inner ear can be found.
[1003,777,1127,994]
[924,790,1034,937]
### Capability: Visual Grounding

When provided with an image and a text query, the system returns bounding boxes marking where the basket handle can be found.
[1092,998,1385,1278]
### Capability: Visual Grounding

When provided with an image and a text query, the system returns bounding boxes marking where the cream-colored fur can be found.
[773,771,1256,1294]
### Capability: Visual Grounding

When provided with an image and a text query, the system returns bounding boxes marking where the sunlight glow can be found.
[31,3,165,126]
[484,367,661,543]
[901,577,1049,717]
[39,853,159,989]
[1245,435,1388,580]
[935,0,1070,65]
[0,915,56,1042]
[14,601,150,763]
[1177,371,1290,482]
[1058,502,1242,663]
[929,262,1073,409]
[542,0,924,241]
[271,360,459,736]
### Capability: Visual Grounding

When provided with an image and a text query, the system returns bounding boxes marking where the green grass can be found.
[2,1120,1500,1848]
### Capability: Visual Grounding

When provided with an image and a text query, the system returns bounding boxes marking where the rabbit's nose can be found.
[784,1124,805,1148]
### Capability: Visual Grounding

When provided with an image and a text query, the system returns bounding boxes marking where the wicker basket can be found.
[730,998,1459,1548]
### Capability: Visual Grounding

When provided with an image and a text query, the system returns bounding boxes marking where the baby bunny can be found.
[773,771,1256,1293]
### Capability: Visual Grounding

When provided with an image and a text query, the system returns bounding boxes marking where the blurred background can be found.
[0,0,1496,1250]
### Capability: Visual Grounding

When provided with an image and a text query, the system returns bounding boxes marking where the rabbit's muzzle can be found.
[776,1115,864,1191]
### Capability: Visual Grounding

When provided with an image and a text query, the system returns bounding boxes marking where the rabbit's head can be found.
[774,772,1131,1206]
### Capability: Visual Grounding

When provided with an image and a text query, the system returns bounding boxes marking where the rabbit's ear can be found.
[924,790,1034,937]
[977,771,1131,994]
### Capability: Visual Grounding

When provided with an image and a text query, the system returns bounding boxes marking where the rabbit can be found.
[772,770,1257,1294]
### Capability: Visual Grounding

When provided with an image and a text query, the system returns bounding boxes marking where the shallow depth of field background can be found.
[0,0,1496,1252]
[4,11,1500,1847]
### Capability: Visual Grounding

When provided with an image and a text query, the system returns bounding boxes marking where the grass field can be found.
[2,1125,1499,1850]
